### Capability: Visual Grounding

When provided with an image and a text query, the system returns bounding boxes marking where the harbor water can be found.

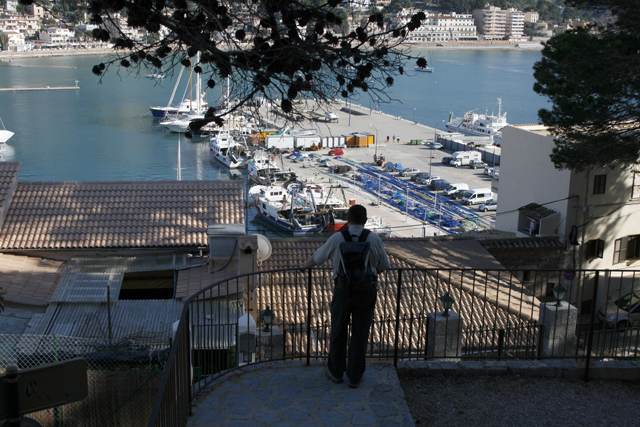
[0,49,548,236]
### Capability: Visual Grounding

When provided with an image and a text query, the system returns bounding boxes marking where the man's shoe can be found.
[348,377,364,389]
[325,368,343,383]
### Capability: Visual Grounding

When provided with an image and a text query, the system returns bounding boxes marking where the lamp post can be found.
[260,306,275,332]
[439,293,455,317]
[414,108,416,124]
[430,120,446,175]
[551,285,567,307]
[369,124,379,162]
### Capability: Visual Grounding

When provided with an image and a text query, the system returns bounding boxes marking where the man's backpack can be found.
[336,229,375,292]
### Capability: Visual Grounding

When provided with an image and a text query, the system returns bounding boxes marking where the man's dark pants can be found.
[327,280,377,383]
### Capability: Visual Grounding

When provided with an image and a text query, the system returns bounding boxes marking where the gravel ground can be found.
[398,374,640,427]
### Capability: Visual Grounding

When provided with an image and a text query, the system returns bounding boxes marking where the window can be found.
[632,172,640,199]
[628,235,640,260]
[593,174,606,195]
[586,239,604,259]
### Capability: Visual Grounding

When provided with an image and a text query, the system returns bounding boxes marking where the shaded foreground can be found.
[398,374,640,426]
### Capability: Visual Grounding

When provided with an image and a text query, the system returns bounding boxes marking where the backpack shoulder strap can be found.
[359,229,372,242]
[340,228,354,242]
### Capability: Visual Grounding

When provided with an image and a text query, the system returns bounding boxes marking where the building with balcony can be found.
[506,7,525,39]
[0,15,40,37]
[404,12,478,43]
[38,27,74,45]
[473,5,507,39]
[0,29,25,51]
[496,125,640,285]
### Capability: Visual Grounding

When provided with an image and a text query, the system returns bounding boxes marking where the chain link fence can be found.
[0,334,169,427]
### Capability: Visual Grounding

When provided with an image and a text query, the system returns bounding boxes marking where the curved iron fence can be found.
[148,267,640,427]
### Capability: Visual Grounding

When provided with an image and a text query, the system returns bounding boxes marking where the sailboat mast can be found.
[196,52,202,113]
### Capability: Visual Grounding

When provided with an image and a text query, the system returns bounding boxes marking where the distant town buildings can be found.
[396,11,478,43]
[472,4,526,40]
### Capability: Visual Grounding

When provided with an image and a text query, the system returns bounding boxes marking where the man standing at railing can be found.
[300,204,390,388]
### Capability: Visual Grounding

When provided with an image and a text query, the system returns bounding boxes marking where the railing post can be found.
[306,268,313,366]
[584,271,600,381]
[497,329,505,361]
[393,269,403,368]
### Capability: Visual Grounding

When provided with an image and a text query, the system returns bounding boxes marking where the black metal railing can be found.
[148,267,640,427]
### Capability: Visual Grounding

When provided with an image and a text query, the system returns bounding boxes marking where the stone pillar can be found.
[538,302,578,357]
[257,326,284,361]
[237,235,259,315]
[427,311,463,359]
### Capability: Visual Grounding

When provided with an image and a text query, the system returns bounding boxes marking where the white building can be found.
[505,8,525,39]
[0,15,41,37]
[1,30,25,51]
[25,3,44,17]
[525,11,539,23]
[38,27,74,45]
[473,5,507,39]
[3,0,17,13]
[473,5,526,40]
[400,12,477,43]
[497,125,640,280]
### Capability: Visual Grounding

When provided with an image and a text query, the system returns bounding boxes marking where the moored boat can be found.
[209,130,248,169]
[445,98,508,143]
[249,185,326,235]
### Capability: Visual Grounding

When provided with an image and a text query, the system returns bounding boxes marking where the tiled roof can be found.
[255,238,539,355]
[0,180,244,250]
[0,253,64,306]
[0,162,20,232]
[519,203,558,220]
[480,236,564,250]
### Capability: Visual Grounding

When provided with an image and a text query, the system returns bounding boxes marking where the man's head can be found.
[347,204,367,226]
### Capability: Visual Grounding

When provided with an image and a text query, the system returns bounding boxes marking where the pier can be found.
[0,86,80,91]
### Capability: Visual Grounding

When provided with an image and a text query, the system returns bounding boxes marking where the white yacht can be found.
[446,98,509,142]
[160,114,205,133]
[209,130,248,169]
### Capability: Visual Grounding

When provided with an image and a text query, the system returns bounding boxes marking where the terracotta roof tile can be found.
[253,237,539,355]
[0,180,244,250]
[0,253,64,306]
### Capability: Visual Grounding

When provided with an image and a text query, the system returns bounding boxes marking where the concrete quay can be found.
[258,100,499,237]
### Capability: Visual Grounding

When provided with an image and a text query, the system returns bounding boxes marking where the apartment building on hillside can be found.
[473,5,526,40]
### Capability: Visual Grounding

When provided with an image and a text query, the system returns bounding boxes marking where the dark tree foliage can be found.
[20,0,426,133]
[533,0,640,171]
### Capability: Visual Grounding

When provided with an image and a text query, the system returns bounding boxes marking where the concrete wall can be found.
[495,126,571,237]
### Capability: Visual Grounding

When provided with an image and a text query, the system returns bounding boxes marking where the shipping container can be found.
[295,136,322,149]
[265,135,295,149]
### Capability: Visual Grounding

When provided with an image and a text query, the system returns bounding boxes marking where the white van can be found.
[450,151,482,167]
[461,188,494,205]
[443,183,469,197]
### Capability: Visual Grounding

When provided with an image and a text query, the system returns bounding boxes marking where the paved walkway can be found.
[188,361,414,427]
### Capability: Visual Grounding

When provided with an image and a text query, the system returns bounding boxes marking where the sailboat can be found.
[414,44,434,73]
[150,59,207,118]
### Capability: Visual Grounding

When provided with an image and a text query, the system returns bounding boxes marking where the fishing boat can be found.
[247,150,284,184]
[209,130,248,169]
[445,98,508,142]
[249,185,327,235]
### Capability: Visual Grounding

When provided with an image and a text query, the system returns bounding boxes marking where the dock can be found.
[0,86,80,91]
[255,99,501,237]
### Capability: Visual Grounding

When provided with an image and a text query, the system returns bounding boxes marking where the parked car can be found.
[468,160,488,169]
[421,175,440,186]
[478,200,498,212]
[598,291,640,328]
[442,157,453,165]
[328,148,343,156]
[411,172,431,182]
[428,142,443,150]
[324,111,339,122]
[484,166,495,176]
[399,167,420,177]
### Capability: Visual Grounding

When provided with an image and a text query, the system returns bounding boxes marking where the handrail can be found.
[148,267,640,427]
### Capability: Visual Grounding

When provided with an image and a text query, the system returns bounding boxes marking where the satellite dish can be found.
[255,234,273,265]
